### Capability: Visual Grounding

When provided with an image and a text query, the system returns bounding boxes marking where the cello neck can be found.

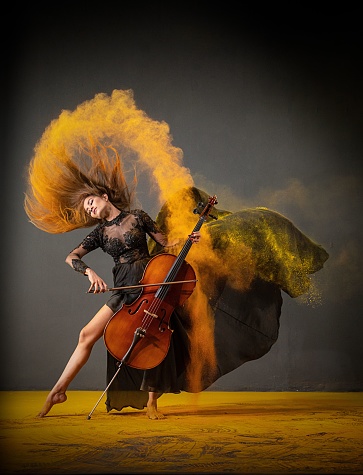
[155,195,217,296]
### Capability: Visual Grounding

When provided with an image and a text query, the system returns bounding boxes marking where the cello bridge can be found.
[144,309,158,319]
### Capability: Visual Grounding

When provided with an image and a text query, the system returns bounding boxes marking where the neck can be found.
[105,204,121,221]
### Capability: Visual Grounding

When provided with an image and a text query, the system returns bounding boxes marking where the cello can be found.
[103,194,218,370]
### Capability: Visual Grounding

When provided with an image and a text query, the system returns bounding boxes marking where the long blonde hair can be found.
[24,136,136,233]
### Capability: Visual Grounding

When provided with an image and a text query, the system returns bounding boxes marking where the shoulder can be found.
[130,209,150,219]
[130,208,152,221]
[77,224,103,250]
[131,209,159,231]
[88,222,104,234]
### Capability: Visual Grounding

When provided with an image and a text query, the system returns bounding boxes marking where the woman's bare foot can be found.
[146,399,165,420]
[37,392,67,418]
[146,405,165,420]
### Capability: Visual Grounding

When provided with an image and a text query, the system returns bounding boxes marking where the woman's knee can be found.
[78,305,113,346]
[78,326,98,346]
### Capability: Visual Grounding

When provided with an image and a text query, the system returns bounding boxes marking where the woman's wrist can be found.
[71,258,89,275]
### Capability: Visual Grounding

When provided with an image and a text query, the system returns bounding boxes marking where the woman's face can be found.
[83,194,109,219]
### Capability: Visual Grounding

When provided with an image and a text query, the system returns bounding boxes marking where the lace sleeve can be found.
[136,209,169,247]
[71,257,89,274]
[68,227,101,275]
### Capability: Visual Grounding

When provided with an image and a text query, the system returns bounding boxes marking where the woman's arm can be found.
[65,244,89,274]
[163,231,201,248]
[139,209,201,248]
[66,244,108,293]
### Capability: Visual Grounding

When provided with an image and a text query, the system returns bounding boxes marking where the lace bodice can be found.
[71,209,168,270]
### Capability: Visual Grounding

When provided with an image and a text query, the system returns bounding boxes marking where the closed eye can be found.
[86,198,94,215]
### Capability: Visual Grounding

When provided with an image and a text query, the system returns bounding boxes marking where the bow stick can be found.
[87,279,198,293]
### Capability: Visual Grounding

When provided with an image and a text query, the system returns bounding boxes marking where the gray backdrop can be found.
[3,8,362,392]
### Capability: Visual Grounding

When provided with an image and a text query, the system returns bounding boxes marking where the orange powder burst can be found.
[25,89,222,391]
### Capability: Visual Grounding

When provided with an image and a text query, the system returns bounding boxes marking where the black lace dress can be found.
[72,209,191,412]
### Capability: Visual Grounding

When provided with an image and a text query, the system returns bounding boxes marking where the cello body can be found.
[103,253,196,369]
[103,194,218,371]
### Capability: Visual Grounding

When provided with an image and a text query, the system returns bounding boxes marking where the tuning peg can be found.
[193,202,204,214]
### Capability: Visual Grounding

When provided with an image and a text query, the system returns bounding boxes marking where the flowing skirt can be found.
[105,258,190,412]
[104,187,329,412]
[104,259,283,411]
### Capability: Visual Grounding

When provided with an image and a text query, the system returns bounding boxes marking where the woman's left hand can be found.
[189,231,201,243]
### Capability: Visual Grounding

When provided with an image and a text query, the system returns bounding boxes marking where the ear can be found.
[102,194,108,201]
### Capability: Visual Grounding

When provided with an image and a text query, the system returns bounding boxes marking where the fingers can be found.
[89,282,108,293]
[189,231,201,243]
[87,272,108,293]
[88,285,108,293]
[84,268,108,293]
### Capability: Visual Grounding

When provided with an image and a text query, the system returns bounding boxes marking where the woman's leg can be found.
[37,305,114,417]
[146,392,165,420]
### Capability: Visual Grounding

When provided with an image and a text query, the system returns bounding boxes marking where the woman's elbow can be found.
[65,253,75,266]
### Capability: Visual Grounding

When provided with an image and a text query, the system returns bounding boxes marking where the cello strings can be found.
[137,211,209,332]
[138,225,201,331]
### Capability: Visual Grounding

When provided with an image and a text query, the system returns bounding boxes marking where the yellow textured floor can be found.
[0,391,362,474]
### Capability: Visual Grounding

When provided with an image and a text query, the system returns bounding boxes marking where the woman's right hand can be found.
[85,268,108,293]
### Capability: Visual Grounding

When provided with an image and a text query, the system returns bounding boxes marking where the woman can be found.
[25,130,329,420]
[24,140,201,420]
